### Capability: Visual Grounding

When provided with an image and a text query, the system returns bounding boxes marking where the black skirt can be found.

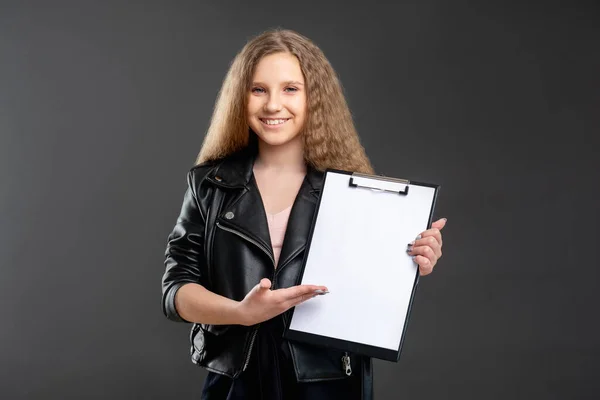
[200,316,365,400]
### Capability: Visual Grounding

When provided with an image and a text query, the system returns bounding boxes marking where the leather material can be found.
[162,146,373,387]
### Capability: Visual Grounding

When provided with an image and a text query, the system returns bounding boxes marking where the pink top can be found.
[266,205,293,268]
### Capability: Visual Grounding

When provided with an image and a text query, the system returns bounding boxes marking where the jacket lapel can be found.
[205,147,325,271]
[218,176,275,264]
[275,167,323,272]
[207,148,275,266]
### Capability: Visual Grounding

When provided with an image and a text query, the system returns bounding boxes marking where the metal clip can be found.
[349,173,410,195]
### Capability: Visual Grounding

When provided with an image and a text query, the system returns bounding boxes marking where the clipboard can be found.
[283,169,439,362]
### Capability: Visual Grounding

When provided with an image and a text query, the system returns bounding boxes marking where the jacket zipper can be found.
[216,222,275,266]
[242,328,259,371]
[342,352,352,376]
[216,216,344,377]
[216,221,276,371]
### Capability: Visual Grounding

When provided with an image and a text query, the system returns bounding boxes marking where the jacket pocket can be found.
[190,323,232,357]
[288,340,362,382]
[202,323,231,336]
[190,323,251,379]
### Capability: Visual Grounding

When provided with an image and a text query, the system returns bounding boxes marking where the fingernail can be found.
[314,289,329,295]
[416,234,422,240]
[406,248,412,254]
[408,241,415,246]
[442,218,447,222]
[412,256,417,262]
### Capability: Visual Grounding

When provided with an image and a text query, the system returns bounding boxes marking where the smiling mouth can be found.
[259,118,290,126]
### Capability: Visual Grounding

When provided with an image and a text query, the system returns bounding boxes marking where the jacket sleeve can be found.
[161,170,208,323]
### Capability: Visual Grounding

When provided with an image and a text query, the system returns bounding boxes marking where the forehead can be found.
[252,52,304,82]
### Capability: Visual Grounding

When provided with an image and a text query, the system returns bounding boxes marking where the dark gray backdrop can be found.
[1,1,598,399]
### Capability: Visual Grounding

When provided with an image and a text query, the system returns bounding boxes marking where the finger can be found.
[430,218,447,230]
[283,285,328,300]
[282,293,307,310]
[278,284,328,301]
[416,229,442,247]
[287,292,319,309]
[256,278,272,292]
[408,244,438,265]
[408,237,441,259]
[414,255,434,276]
[411,230,442,251]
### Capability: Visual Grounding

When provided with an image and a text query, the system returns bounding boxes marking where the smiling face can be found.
[247,52,307,147]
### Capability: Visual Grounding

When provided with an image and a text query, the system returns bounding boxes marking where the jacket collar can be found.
[206,146,324,194]
[207,146,325,274]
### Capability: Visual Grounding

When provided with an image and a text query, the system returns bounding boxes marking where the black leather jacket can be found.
[161,147,373,385]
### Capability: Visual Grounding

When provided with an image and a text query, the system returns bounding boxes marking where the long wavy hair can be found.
[196,28,374,174]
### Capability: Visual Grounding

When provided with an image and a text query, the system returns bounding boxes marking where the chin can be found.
[263,138,299,149]
[253,129,302,148]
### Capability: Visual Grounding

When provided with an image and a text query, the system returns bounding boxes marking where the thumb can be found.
[431,217,447,230]
[257,278,272,291]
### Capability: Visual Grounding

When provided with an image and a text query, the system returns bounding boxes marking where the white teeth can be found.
[263,119,287,125]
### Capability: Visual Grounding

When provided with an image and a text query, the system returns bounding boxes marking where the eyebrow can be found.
[252,80,305,87]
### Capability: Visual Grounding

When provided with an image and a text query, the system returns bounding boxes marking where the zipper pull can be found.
[342,352,352,376]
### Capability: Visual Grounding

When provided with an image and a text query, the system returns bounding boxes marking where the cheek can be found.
[247,98,259,116]
[246,104,259,129]
[290,97,307,119]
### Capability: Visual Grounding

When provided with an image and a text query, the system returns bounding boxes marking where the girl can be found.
[162,28,446,400]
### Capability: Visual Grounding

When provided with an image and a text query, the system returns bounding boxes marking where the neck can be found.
[255,135,306,173]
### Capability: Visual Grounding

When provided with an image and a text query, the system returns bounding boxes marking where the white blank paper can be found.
[288,171,437,351]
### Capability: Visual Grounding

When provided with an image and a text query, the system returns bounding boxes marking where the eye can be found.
[284,87,298,93]
[251,87,265,93]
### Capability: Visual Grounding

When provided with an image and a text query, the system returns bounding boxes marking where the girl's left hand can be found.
[407,218,447,276]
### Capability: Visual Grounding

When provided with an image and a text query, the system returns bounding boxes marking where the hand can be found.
[236,278,328,326]
[407,218,447,276]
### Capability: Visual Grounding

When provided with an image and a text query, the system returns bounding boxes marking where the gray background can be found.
[1,0,599,399]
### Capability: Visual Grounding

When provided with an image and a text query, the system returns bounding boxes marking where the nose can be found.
[265,92,282,113]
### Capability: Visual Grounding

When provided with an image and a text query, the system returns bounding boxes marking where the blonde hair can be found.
[196,28,374,174]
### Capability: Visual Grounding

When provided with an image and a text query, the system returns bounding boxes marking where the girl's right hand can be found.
[236,278,328,326]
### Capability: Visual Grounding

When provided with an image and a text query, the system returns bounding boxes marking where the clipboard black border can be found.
[283,168,440,362]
